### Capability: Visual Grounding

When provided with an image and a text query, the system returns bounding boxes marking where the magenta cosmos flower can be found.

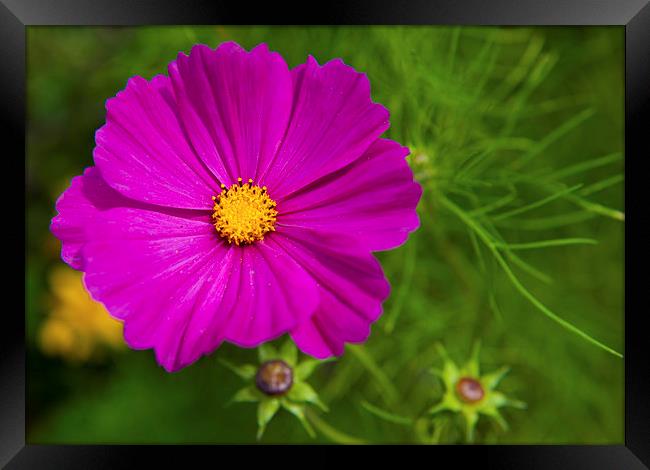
[51,42,421,372]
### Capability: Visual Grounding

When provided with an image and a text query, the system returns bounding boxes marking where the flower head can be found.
[50,41,421,372]
[39,266,125,362]
[427,342,526,442]
[222,339,329,439]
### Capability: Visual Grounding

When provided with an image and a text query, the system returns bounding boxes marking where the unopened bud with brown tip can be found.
[255,360,293,396]
[455,377,485,403]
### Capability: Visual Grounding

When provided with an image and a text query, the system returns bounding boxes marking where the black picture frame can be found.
[4,0,648,467]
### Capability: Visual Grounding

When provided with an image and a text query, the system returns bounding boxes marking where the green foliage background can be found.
[26,26,624,444]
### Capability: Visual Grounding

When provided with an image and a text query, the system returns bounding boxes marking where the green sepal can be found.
[279,339,298,367]
[219,358,257,381]
[481,365,510,390]
[295,357,332,380]
[428,402,448,416]
[464,340,481,377]
[442,359,460,387]
[258,343,279,363]
[288,381,328,412]
[230,385,263,405]
[485,390,526,409]
[280,400,316,438]
[428,395,461,415]
[257,398,281,440]
[482,407,509,431]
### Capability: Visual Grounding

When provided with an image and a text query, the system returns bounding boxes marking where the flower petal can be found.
[169,42,293,184]
[81,207,319,371]
[80,206,228,371]
[50,167,145,270]
[94,73,219,209]
[270,227,390,358]
[278,139,422,251]
[261,56,390,198]
[220,241,319,348]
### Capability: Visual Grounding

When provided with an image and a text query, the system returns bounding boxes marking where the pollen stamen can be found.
[212,179,278,245]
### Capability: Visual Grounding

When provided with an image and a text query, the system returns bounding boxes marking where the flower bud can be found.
[255,360,293,396]
[455,377,485,403]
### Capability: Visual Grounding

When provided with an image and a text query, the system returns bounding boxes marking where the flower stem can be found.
[304,409,367,444]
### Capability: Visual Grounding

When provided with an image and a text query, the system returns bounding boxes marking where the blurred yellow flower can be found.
[39,266,125,362]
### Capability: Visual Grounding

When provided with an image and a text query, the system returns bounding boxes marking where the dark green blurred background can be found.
[26,26,624,444]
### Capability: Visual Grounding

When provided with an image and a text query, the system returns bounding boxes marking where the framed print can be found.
[4,0,649,467]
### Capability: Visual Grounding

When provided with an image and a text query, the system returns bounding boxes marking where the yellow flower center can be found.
[212,178,278,246]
